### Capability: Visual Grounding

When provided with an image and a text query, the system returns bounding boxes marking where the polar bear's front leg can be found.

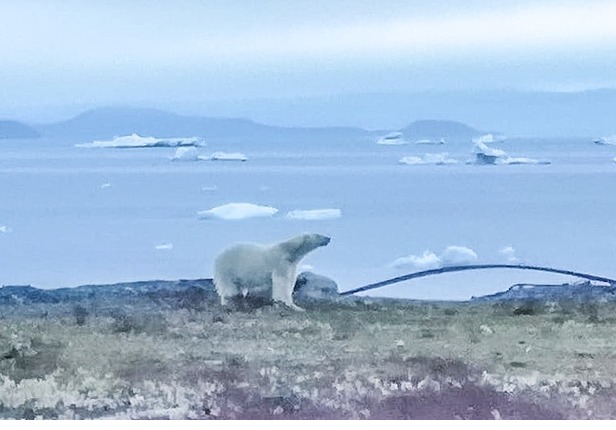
[272,266,303,311]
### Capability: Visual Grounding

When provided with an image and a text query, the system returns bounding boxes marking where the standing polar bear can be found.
[214,233,331,310]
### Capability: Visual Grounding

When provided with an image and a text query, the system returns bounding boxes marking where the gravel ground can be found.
[1,295,615,419]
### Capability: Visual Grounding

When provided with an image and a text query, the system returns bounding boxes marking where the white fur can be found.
[213,233,330,310]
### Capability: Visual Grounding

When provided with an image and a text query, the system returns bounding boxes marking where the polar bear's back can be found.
[214,243,277,289]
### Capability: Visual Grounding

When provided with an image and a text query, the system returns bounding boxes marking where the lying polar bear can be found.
[213,233,331,310]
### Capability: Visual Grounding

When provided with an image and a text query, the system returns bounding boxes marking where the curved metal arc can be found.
[339,264,616,296]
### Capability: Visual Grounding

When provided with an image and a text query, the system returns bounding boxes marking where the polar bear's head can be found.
[279,233,331,263]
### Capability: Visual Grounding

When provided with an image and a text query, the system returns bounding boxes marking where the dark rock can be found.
[0,286,60,304]
[293,272,339,304]
[0,274,341,310]
[472,281,616,303]
[0,279,216,304]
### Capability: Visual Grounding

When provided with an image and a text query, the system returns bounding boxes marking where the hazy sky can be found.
[2,0,616,118]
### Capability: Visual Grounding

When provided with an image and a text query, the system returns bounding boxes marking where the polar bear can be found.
[213,233,331,310]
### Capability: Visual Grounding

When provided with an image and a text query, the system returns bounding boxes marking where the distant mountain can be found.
[185,89,616,137]
[400,120,483,142]
[38,107,265,139]
[34,106,494,147]
[0,120,40,139]
[35,107,369,143]
[472,282,616,302]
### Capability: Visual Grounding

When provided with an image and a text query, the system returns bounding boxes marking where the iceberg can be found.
[471,137,506,165]
[470,153,550,166]
[167,147,247,162]
[470,141,548,165]
[593,135,616,145]
[472,133,506,145]
[286,209,342,220]
[399,153,459,165]
[171,146,200,161]
[398,156,423,165]
[0,225,11,234]
[155,243,173,250]
[472,141,507,158]
[76,133,204,148]
[199,151,248,162]
[377,132,408,145]
[197,203,278,220]
[500,157,551,165]
[415,138,446,145]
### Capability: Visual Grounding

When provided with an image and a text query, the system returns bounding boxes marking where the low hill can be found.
[400,120,483,142]
[35,107,368,143]
[0,120,40,139]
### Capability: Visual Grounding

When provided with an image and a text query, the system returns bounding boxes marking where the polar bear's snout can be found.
[316,235,331,247]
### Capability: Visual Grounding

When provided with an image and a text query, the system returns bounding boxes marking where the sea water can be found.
[0,136,615,300]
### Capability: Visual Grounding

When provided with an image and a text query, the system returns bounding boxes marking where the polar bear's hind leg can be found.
[213,271,241,306]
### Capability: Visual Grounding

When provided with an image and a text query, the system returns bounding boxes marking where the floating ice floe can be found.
[593,135,616,145]
[391,245,478,270]
[470,141,549,165]
[170,148,247,162]
[472,133,506,145]
[399,153,459,165]
[499,157,551,165]
[0,225,11,234]
[171,146,200,161]
[201,185,218,192]
[415,138,446,145]
[155,243,173,250]
[197,203,278,220]
[377,132,408,145]
[613,157,616,163]
[100,182,111,189]
[286,208,342,220]
[76,133,204,148]
[199,152,248,162]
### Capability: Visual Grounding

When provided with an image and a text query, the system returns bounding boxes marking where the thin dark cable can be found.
[339,264,616,296]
